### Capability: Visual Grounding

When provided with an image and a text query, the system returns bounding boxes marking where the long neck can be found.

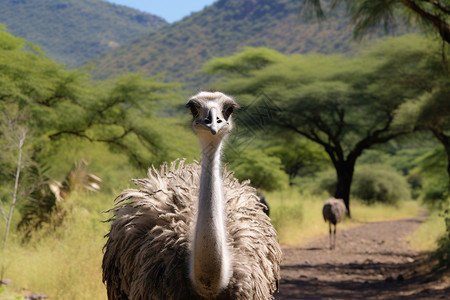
[190,138,231,296]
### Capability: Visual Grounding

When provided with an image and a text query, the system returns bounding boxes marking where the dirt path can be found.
[275,216,450,299]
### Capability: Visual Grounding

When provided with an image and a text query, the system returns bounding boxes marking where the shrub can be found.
[351,165,411,205]
[311,169,336,196]
[433,208,450,267]
[421,175,449,207]
[312,164,411,205]
[225,149,289,191]
[414,148,449,207]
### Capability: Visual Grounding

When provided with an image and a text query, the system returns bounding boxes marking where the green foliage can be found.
[0,29,177,246]
[351,165,412,205]
[211,36,441,155]
[265,136,329,184]
[433,207,450,267]
[206,34,448,215]
[311,168,337,196]
[225,149,289,191]
[0,27,176,171]
[203,47,285,76]
[0,1,167,64]
[16,160,101,241]
[414,148,450,206]
[16,164,64,240]
[313,165,412,205]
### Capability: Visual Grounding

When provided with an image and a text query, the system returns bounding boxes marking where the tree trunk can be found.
[334,160,356,218]
[1,129,26,279]
[442,140,450,191]
[431,129,450,189]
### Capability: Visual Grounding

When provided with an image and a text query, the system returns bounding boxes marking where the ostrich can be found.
[102,91,282,299]
[322,197,346,250]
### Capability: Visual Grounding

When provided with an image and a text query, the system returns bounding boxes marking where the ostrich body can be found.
[322,197,346,250]
[102,91,282,299]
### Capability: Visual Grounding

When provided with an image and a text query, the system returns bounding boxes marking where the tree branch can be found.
[421,0,450,15]
[48,130,94,141]
[402,0,450,44]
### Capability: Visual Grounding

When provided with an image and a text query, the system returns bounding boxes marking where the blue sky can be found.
[105,0,217,23]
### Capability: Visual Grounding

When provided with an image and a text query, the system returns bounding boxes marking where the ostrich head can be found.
[187,91,240,144]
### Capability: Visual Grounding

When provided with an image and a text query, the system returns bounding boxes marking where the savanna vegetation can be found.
[1,2,450,298]
[204,35,450,215]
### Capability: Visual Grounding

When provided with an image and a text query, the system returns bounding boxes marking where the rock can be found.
[406,257,415,263]
[0,278,12,285]
[25,293,49,300]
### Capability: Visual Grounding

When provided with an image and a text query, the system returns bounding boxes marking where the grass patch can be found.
[1,193,111,300]
[349,199,420,224]
[408,209,446,252]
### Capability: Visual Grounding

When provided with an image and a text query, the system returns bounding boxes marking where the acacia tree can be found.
[0,27,173,171]
[0,27,175,244]
[205,35,443,216]
[303,0,450,45]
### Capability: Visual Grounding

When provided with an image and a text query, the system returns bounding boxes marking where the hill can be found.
[0,0,167,65]
[90,0,408,89]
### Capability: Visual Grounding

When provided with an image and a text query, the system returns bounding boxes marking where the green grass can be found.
[408,209,447,252]
[1,193,111,300]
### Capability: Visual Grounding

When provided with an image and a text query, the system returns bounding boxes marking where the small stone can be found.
[25,293,49,300]
[0,278,12,285]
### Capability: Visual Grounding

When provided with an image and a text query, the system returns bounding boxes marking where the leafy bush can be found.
[351,165,411,205]
[422,178,449,207]
[225,149,289,191]
[311,169,336,196]
[414,148,449,207]
[313,165,411,204]
[265,136,329,184]
[433,208,450,267]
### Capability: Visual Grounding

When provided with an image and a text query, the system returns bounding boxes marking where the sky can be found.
[105,0,217,23]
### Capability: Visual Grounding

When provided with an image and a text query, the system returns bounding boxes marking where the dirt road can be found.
[275,216,450,299]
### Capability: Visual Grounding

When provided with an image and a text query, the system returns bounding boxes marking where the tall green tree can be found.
[303,0,450,44]
[0,26,173,172]
[265,136,329,185]
[396,78,450,183]
[205,36,443,216]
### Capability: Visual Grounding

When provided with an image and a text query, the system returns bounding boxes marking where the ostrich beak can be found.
[201,108,219,135]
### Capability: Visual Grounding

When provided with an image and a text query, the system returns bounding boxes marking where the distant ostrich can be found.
[322,197,346,250]
[102,91,282,299]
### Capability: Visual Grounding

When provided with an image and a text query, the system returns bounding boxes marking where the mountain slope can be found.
[0,0,167,65]
[91,0,407,88]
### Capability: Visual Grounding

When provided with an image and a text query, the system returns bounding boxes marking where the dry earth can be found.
[275,216,450,299]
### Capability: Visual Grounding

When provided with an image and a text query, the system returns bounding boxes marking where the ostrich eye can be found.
[189,105,199,118]
[186,101,200,118]
[223,106,234,120]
